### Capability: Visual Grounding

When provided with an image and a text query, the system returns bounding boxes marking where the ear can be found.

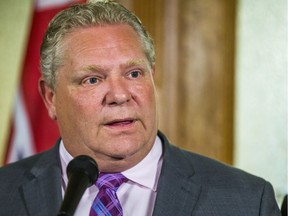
[38,78,57,120]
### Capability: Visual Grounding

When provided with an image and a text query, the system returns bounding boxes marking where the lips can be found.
[105,119,135,126]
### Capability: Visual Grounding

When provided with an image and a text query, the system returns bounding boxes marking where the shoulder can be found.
[159,131,268,190]
[172,142,266,186]
[0,143,60,184]
[159,133,280,214]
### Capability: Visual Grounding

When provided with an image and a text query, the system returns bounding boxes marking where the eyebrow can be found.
[125,59,148,68]
[80,59,150,73]
[80,64,103,73]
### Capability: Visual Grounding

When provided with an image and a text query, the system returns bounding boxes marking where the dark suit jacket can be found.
[0,131,280,216]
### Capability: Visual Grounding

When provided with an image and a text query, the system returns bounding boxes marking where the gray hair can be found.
[40,0,155,89]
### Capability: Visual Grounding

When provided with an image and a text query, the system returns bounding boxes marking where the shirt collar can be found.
[122,136,163,191]
[59,141,73,190]
[59,135,163,192]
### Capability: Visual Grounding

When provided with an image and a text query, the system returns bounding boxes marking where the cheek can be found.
[73,92,103,118]
[137,83,156,106]
[135,83,157,121]
[55,88,101,121]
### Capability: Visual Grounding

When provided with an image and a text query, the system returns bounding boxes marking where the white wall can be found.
[234,0,287,204]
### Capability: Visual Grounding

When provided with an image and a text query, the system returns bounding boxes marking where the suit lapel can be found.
[153,132,202,216]
[20,143,62,216]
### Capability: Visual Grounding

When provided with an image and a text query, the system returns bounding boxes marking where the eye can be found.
[129,70,141,79]
[83,77,99,85]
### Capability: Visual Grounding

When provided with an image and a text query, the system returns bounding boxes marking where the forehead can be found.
[59,24,149,69]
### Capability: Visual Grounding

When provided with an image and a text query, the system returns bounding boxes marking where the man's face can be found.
[40,24,158,172]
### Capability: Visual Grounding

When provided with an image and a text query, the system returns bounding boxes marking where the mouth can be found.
[104,118,136,127]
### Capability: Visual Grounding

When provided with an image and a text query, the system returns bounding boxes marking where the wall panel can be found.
[130,0,236,164]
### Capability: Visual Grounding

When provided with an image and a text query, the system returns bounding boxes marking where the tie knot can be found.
[96,173,128,191]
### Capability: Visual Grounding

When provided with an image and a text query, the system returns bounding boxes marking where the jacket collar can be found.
[153,131,201,216]
[20,140,62,216]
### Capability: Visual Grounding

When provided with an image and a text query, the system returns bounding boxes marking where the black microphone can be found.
[57,155,99,216]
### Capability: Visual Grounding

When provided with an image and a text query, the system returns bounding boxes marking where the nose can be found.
[104,77,131,106]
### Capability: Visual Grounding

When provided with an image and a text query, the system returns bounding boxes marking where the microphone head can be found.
[67,155,99,186]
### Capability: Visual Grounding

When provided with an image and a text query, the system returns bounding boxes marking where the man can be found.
[0,1,280,216]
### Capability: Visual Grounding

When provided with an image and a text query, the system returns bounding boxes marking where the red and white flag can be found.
[5,0,85,164]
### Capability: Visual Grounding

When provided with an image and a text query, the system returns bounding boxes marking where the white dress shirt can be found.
[59,136,163,216]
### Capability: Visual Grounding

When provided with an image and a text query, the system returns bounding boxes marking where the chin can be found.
[109,145,143,159]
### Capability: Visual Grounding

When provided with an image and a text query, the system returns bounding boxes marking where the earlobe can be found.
[38,79,57,120]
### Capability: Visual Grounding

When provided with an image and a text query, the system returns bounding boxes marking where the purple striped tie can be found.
[89,173,128,216]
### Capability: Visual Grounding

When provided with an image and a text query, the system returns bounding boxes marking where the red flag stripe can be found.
[6,90,35,163]
[5,0,86,164]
